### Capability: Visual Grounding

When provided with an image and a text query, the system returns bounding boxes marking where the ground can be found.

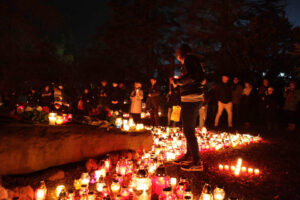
[1,127,300,200]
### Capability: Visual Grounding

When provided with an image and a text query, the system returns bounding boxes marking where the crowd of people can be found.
[0,44,299,172]
[0,75,299,132]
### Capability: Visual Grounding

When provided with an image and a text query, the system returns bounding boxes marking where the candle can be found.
[56,185,65,197]
[55,116,63,125]
[170,177,177,188]
[234,158,242,176]
[35,181,47,200]
[231,166,236,171]
[254,169,260,175]
[48,113,57,125]
[242,166,247,172]
[219,164,224,170]
[111,180,121,193]
[224,165,229,170]
[95,168,106,180]
[248,168,253,174]
[115,118,122,128]
[74,179,81,190]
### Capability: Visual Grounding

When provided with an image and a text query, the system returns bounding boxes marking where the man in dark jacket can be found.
[214,75,233,128]
[173,44,206,172]
[148,78,160,126]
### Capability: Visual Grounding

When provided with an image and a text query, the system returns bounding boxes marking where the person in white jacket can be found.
[130,82,143,123]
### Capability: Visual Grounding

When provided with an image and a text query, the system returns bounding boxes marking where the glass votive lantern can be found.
[213,185,225,200]
[111,179,121,194]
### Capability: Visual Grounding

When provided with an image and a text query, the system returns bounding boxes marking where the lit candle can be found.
[55,116,63,125]
[115,118,122,128]
[48,113,57,125]
[242,166,247,172]
[56,185,65,197]
[111,180,121,193]
[248,168,253,174]
[170,177,177,190]
[254,169,260,175]
[219,164,224,170]
[95,168,106,180]
[224,165,229,170]
[231,166,236,171]
[74,179,81,190]
[35,181,47,200]
[234,158,242,176]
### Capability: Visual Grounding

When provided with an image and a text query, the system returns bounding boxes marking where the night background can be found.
[0,0,300,200]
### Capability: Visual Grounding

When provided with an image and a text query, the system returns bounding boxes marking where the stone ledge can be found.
[0,123,153,175]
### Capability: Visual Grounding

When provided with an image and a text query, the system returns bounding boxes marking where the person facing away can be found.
[109,82,121,111]
[240,81,256,128]
[148,78,160,126]
[214,75,233,128]
[173,43,206,172]
[41,85,53,107]
[130,82,143,124]
[231,77,243,127]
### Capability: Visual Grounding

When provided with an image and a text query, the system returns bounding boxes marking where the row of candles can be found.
[48,113,72,125]
[35,127,262,200]
[115,118,144,131]
[218,158,260,176]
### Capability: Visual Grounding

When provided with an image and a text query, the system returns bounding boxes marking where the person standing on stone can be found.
[172,44,206,172]
[214,75,233,128]
[130,82,143,124]
[232,77,243,127]
[148,78,160,126]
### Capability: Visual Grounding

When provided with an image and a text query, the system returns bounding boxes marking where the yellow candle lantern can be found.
[56,185,65,197]
[74,179,81,190]
[254,169,260,175]
[111,180,121,193]
[55,116,63,125]
[35,181,47,200]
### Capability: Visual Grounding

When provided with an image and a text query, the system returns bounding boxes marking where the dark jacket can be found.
[216,82,232,103]
[174,54,205,97]
[167,85,181,107]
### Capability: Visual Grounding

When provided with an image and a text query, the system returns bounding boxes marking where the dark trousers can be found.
[233,103,240,127]
[131,113,141,124]
[181,101,201,163]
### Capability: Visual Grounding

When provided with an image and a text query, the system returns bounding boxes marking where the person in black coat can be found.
[148,78,161,126]
[41,85,53,107]
[264,87,278,130]
[109,82,121,111]
[172,44,206,171]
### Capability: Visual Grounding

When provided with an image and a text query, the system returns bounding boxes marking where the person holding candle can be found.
[130,82,144,124]
[172,44,206,171]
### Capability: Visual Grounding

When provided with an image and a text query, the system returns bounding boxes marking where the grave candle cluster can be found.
[37,127,262,200]
[218,158,261,176]
[48,112,72,125]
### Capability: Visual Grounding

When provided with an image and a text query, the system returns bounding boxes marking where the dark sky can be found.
[51,0,299,43]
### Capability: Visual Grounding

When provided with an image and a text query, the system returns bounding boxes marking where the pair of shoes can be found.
[172,155,192,165]
[181,161,204,172]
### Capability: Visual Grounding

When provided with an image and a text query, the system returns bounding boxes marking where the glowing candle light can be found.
[74,179,81,190]
[56,185,65,197]
[95,168,106,180]
[224,165,229,170]
[115,118,122,128]
[254,169,260,175]
[242,166,247,172]
[248,168,253,174]
[35,181,47,200]
[55,116,63,125]
[231,166,236,171]
[48,112,57,125]
[111,180,121,193]
[219,164,224,170]
[234,158,242,176]
[170,177,177,190]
